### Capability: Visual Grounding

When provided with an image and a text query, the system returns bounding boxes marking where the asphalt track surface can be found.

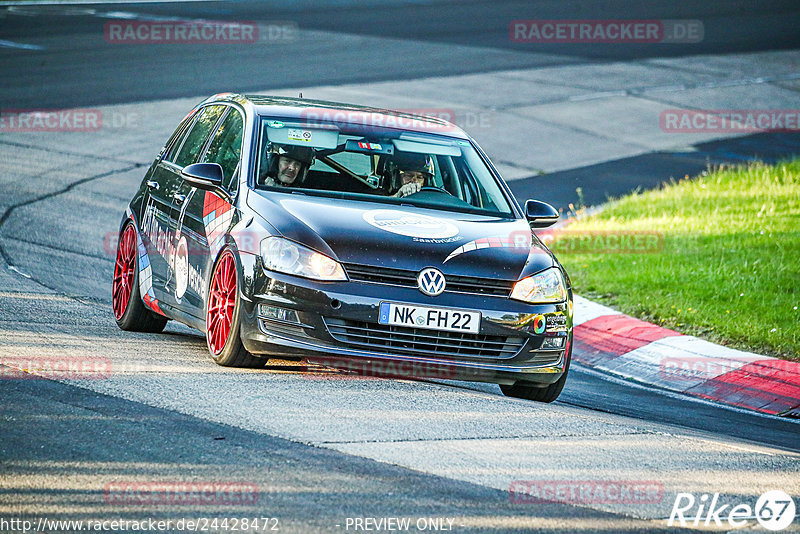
[1,0,800,109]
[1,2,800,533]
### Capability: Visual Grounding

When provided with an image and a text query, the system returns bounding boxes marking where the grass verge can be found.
[549,158,800,361]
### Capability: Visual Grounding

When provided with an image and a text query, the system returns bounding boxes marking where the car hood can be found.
[247,190,554,281]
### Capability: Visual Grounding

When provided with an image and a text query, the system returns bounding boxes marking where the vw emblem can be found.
[417,267,446,296]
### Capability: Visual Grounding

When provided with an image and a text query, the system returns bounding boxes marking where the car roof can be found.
[202,93,471,140]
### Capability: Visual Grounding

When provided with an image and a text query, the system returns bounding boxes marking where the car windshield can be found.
[254,117,515,217]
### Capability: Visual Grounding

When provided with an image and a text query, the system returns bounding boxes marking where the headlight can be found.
[510,268,567,304]
[260,237,347,281]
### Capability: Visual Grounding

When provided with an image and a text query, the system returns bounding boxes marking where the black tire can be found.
[206,249,265,369]
[113,222,168,333]
[500,352,571,403]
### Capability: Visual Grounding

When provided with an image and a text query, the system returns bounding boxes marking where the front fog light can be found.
[541,337,565,350]
[258,304,300,324]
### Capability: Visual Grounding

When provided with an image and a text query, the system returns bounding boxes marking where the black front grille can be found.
[324,318,526,360]
[343,263,514,297]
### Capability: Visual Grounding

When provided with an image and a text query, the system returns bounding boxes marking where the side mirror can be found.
[181,163,224,190]
[525,199,559,228]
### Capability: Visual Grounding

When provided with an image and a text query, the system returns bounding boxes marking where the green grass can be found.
[553,159,800,361]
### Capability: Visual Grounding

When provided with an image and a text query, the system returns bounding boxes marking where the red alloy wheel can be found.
[207,251,237,355]
[112,224,137,320]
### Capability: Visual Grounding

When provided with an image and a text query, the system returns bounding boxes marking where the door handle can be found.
[146,180,160,191]
[172,193,187,205]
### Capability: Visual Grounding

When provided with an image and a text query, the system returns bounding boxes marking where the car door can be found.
[151,104,226,311]
[169,105,244,318]
[138,111,199,303]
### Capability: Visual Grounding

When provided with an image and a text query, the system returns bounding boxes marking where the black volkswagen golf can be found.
[112,94,573,402]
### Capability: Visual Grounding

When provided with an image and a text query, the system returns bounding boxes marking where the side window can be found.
[174,105,226,168]
[163,113,196,164]
[202,108,244,190]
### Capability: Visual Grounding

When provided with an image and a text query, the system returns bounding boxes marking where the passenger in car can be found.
[385,152,435,198]
[261,144,315,187]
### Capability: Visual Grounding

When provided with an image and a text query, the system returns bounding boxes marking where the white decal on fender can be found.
[173,235,189,299]
[444,233,531,263]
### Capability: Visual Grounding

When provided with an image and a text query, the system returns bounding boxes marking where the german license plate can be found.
[378,302,480,333]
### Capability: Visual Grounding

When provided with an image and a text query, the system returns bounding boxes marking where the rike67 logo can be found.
[668,490,796,531]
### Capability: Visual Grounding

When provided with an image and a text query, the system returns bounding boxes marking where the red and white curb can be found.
[572,295,800,418]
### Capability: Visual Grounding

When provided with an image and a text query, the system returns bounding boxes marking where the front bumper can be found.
[237,253,573,386]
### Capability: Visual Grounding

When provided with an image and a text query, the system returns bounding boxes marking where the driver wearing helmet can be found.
[386,152,435,198]
[261,144,315,187]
